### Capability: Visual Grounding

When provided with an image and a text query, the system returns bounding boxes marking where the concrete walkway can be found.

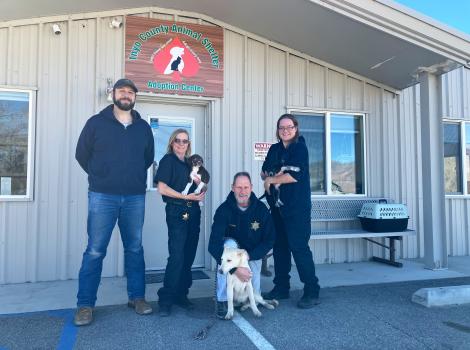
[1,257,470,350]
[1,256,470,314]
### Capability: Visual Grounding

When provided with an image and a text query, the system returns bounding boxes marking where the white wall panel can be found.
[327,70,345,109]
[0,28,9,84]
[245,39,266,195]
[9,25,39,87]
[306,62,325,109]
[288,55,306,107]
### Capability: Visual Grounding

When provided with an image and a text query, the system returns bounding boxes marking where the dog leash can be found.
[193,269,219,340]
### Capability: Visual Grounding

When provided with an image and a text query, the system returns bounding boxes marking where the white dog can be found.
[219,247,279,320]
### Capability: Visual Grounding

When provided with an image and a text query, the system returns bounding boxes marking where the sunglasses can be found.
[174,138,190,145]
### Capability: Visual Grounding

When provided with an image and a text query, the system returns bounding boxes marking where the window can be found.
[0,89,35,200]
[295,112,365,195]
[443,122,462,194]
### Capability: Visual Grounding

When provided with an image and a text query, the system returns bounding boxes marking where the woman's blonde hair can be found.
[166,128,192,157]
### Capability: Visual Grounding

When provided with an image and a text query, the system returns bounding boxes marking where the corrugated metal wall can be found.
[442,67,470,256]
[2,7,466,284]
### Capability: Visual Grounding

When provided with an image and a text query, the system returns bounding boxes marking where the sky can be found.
[394,0,470,36]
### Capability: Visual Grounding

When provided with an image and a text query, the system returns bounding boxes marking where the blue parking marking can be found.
[48,310,78,350]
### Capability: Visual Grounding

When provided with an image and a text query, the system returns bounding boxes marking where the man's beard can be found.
[235,194,250,206]
[113,96,135,111]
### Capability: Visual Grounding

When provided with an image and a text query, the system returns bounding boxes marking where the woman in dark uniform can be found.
[261,114,321,309]
[154,128,205,316]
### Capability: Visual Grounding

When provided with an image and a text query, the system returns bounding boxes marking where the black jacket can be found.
[262,136,311,216]
[75,105,154,195]
[208,192,275,264]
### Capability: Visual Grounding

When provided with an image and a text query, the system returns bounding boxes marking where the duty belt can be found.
[165,199,196,207]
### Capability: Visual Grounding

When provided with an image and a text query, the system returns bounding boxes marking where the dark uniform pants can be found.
[272,208,320,297]
[158,203,201,306]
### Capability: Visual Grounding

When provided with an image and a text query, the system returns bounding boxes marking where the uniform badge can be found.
[251,220,260,231]
[182,212,189,221]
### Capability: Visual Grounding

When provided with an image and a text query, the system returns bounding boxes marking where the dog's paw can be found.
[224,311,234,320]
[253,309,262,317]
[269,299,279,307]
[240,304,250,311]
[264,303,275,310]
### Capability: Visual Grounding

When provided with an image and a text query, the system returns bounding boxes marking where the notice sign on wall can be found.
[125,16,224,97]
[254,142,273,161]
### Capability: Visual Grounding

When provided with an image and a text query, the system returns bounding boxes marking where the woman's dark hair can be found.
[276,113,299,142]
[232,171,252,185]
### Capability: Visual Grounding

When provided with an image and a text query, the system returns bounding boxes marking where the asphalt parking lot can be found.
[2,277,470,350]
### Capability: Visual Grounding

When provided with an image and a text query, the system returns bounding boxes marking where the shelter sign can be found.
[125,16,224,97]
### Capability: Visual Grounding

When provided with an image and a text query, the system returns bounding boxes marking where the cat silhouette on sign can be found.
[153,36,200,82]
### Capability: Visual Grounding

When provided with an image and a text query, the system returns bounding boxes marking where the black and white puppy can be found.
[261,165,300,207]
[182,154,210,195]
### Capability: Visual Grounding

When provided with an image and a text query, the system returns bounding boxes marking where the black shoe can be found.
[159,304,172,317]
[174,297,195,310]
[216,301,228,320]
[297,294,320,309]
[262,287,290,300]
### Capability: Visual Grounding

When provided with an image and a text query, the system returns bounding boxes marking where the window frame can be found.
[0,87,36,201]
[288,109,367,198]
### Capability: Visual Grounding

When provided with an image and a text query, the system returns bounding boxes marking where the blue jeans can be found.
[77,191,146,307]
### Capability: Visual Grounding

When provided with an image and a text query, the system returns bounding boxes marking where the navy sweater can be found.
[262,136,312,216]
[75,104,154,195]
[208,192,275,264]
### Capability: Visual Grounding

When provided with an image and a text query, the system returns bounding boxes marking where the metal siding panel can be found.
[0,28,7,84]
[67,19,100,280]
[464,68,470,120]
[288,55,305,107]
[307,62,325,109]
[96,17,125,277]
[327,70,345,110]
[444,68,462,119]
[346,77,362,111]
[35,21,68,281]
[266,46,286,136]
[364,84,385,258]
[9,25,39,86]
[246,38,266,195]
[0,204,6,283]
[399,86,421,259]
[219,30,244,201]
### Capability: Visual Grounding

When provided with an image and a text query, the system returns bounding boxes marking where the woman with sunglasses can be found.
[261,114,321,309]
[154,128,205,316]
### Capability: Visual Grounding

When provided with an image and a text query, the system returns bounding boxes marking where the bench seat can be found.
[310,198,416,267]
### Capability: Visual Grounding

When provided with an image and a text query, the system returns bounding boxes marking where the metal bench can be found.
[310,198,416,267]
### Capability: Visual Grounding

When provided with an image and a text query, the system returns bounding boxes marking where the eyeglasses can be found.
[278,125,296,131]
[174,138,189,145]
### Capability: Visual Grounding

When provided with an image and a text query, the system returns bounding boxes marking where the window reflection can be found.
[0,91,29,196]
[296,115,325,194]
[331,115,363,194]
[444,123,462,194]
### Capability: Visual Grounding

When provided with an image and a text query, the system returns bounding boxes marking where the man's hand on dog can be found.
[234,267,252,282]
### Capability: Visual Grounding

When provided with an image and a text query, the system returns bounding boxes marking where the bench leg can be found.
[364,237,403,268]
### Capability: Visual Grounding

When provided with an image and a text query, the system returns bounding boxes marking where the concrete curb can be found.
[412,285,470,307]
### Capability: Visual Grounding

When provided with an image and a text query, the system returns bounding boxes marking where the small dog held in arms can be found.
[219,247,279,320]
[182,154,210,195]
[260,165,300,207]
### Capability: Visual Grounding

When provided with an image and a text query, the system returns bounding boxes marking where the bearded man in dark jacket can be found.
[208,172,275,318]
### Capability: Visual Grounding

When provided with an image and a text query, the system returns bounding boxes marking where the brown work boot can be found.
[74,306,93,326]
[128,299,153,315]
